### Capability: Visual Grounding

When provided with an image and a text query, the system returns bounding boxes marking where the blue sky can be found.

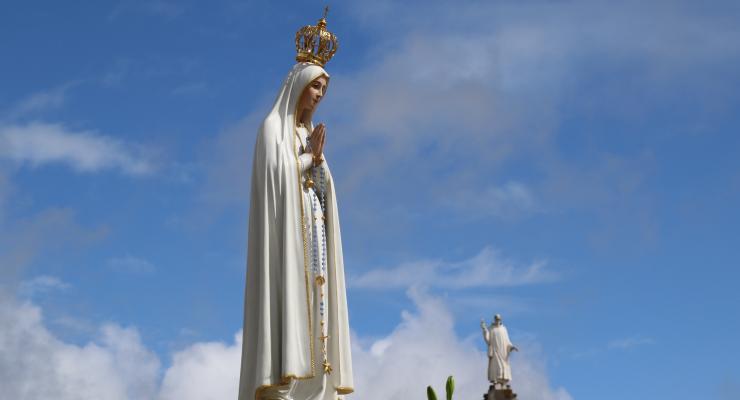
[1,1,740,399]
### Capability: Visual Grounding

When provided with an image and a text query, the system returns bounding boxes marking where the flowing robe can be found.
[238,63,353,400]
[482,324,514,384]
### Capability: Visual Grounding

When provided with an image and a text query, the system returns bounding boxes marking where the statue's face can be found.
[298,75,328,115]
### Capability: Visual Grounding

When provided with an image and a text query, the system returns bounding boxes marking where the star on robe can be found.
[322,359,333,374]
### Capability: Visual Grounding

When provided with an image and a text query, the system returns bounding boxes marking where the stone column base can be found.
[483,385,517,400]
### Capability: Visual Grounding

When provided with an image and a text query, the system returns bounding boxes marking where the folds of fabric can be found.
[488,325,513,382]
[238,63,353,400]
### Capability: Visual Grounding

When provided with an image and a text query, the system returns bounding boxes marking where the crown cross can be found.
[295,7,339,67]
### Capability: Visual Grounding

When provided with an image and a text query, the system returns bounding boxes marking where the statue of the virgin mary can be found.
[238,10,353,400]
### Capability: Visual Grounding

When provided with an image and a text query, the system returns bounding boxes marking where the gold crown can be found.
[295,7,338,67]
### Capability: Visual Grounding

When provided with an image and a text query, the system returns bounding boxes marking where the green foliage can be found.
[445,375,455,400]
[427,385,438,400]
[427,375,455,400]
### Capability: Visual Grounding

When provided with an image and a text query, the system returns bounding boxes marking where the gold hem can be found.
[254,374,317,400]
[336,386,354,395]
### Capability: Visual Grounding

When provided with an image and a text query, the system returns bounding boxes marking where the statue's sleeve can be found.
[297,153,313,173]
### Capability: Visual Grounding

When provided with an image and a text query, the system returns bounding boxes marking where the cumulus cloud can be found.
[159,333,242,400]
[350,246,557,290]
[0,300,160,400]
[351,288,571,400]
[0,289,568,400]
[0,296,237,400]
[0,122,155,175]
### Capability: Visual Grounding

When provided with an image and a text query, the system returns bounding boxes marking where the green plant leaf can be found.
[427,385,438,400]
[446,375,455,400]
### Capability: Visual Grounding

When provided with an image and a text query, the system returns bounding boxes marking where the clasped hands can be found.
[309,123,326,166]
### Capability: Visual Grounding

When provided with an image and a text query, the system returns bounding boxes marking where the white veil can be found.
[239,62,354,399]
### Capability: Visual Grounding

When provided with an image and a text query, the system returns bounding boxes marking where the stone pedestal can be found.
[483,385,517,400]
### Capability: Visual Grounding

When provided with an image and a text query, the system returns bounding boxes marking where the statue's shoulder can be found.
[258,114,283,145]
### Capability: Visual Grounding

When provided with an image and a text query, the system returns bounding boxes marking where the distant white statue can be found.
[481,314,518,387]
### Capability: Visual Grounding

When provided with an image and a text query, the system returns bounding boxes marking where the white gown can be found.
[483,324,514,384]
[259,126,333,400]
[294,126,334,400]
[238,63,353,400]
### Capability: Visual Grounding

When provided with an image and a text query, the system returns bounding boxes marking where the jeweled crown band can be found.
[295,6,338,67]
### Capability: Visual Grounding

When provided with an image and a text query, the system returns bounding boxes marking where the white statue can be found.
[481,314,518,388]
[238,10,353,400]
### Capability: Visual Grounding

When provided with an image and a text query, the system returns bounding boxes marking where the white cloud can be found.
[451,293,533,318]
[0,288,569,400]
[107,255,156,274]
[0,300,160,400]
[172,82,209,96]
[571,335,656,359]
[159,333,242,400]
[101,58,134,87]
[309,0,740,229]
[0,169,13,223]
[442,181,539,219]
[351,288,571,400]
[351,246,557,290]
[608,336,655,350]
[144,1,186,19]
[19,275,71,296]
[0,208,106,289]
[4,83,75,119]
[198,114,260,207]
[0,122,155,175]
[16,90,66,114]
